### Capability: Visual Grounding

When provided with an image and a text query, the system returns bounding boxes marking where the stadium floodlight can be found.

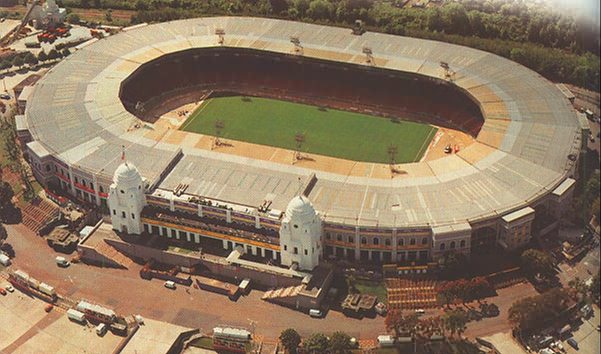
[215,28,225,45]
[290,36,302,55]
[440,61,455,80]
[212,120,225,149]
[362,46,373,64]
[293,132,305,163]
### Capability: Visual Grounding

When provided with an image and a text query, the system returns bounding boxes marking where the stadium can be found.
[19,17,584,270]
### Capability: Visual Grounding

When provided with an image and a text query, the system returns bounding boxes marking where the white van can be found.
[309,309,323,318]
[56,256,70,267]
[164,280,176,289]
[95,323,107,336]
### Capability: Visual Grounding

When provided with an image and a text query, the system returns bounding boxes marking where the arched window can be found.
[410,238,416,245]
[398,239,404,246]
[361,237,367,245]
[450,241,456,249]
[440,243,446,250]
[460,240,466,248]
[373,238,380,245]
[385,239,391,246]
[421,237,428,245]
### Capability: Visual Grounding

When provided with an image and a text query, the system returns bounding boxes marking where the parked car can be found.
[309,309,323,318]
[566,337,578,349]
[5,285,14,292]
[0,288,6,295]
[0,94,10,100]
[164,280,176,289]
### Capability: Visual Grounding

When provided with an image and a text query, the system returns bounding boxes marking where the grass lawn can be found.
[180,96,437,163]
[354,280,388,304]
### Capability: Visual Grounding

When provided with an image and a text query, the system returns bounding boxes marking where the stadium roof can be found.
[26,17,581,228]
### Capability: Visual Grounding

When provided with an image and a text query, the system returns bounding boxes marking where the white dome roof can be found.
[113,162,142,186]
[285,196,316,219]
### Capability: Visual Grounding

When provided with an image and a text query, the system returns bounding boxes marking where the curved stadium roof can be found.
[26,17,582,229]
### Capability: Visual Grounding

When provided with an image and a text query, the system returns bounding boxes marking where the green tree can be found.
[0,223,7,241]
[11,55,24,69]
[0,60,10,72]
[24,52,38,66]
[67,13,81,24]
[279,328,301,354]
[105,9,113,22]
[508,288,569,332]
[521,249,554,278]
[591,270,600,303]
[37,50,48,62]
[329,331,352,354]
[442,309,468,337]
[47,49,61,61]
[302,333,329,354]
[0,181,15,220]
[307,0,333,20]
[62,48,71,57]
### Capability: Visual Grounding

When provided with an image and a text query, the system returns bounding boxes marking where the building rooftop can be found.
[26,17,581,228]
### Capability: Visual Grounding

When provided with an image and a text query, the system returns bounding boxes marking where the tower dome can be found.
[113,162,142,186]
[285,195,316,219]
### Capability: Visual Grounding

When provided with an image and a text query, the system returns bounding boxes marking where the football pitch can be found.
[180,96,437,164]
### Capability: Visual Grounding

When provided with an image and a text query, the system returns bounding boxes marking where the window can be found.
[422,237,428,245]
[75,177,78,183]
[460,240,466,248]
[120,190,124,194]
[112,209,116,215]
[293,224,298,229]
[337,235,342,241]
[294,247,298,254]
[450,241,456,249]
[99,186,104,193]
[304,249,308,255]
[326,232,331,239]
[284,245,287,251]
[90,183,94,191]
[385,239,391,246]
[45,165,50,172]
[398,239,404,246]
[361,237,367,245]
[121,211,126,218]
[410,238,416,245]
[348,236,354,243]
[373,238,379,245]
[440,243,446,250]
[131,213,135,219]
[171,229,177,237]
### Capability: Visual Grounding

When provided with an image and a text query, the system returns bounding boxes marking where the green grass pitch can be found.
[180,96,437,163]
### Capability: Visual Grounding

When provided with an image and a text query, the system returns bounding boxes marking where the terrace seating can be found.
[385,278,439,310]
[120,48,484,137]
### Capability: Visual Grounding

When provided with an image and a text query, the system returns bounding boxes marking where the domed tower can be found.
[279,196,322,271]
[108,161,146,235]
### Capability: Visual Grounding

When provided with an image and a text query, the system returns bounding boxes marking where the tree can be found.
[307,0,333,20]
[67,13,81,24]
[438,252,469,279]
[329,331,352,354]
[61,48,71,57]
[0,181,15,220]
[12,55,24,69]
[0,60,10,73]
[24,52,38,66]
[0,223,7,241]
[47,49,61,61]
[105,9,113,22]
[279,328,301,354]
[37,50,48,62]
[385,310,418,337]
[442,309,468,337]
[302,333,329,354]
[521,249,555,278]
[508,288,569,332]
[591,270,600,303]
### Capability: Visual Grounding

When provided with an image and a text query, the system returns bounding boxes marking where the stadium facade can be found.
[19,17,585,270]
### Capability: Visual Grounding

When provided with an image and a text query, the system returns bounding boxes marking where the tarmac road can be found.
[4,223,386,340]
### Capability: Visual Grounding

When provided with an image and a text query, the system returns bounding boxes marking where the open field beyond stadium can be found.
[180,96,437,163]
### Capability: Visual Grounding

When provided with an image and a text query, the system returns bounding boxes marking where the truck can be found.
[67,309,86,324]
[0,253,10,266]
[377,335,395,348]
[8,269,57,303]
